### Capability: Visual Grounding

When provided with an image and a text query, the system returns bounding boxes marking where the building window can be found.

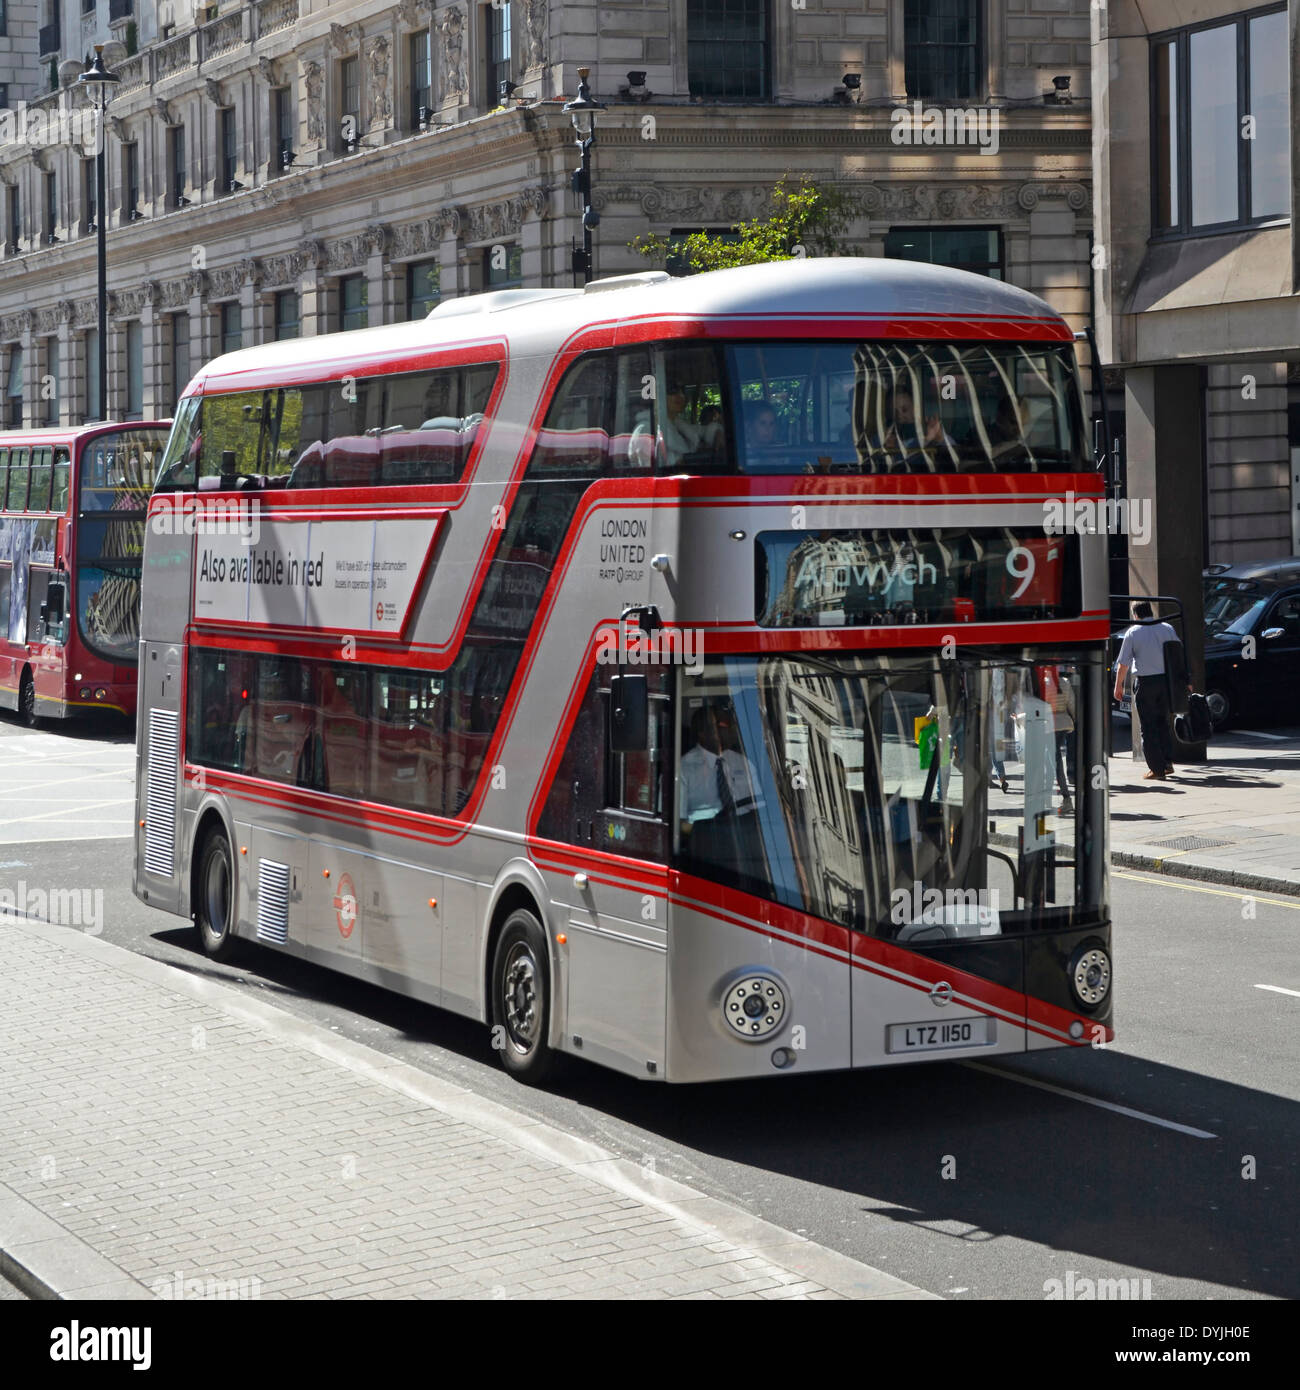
[409,30,432,126]
[123,142,140,220]
[687,0,769,101]
[220,107,238,193]
[273,86,294,172]
[339,276,368,331]
[340,56,361,148]
[125,320,143,419]
[484,244,521,289]
[6,183,17,252]
[1151,6,1289,235]
[220,303,242,355]
[85,328,99,419]
[905,0,982,102]
[44,170,56,243]
[883,226,1004,280]
[274,290,300,340]
[405,260,439,319]
[486,3,512,104]
[0,85,9,110]
[168,125,187,206]
[171,313,191,404]
[6,347,23,428]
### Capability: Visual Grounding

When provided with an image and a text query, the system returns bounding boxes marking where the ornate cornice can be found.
[462,187,548,243]
[595,180,1090,221]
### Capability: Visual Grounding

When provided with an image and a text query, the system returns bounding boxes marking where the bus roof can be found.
[186,258,1074,396]
[0,421,171,446]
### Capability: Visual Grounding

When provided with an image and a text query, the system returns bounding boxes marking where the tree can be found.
[630,176,859,274]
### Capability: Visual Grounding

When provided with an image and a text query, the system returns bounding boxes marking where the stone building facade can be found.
[1093,0,1300,608]
[1,0,1093,428]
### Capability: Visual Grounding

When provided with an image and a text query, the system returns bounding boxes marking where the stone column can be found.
[297,240,327,336]
[140,286,166,421]
[56,307,78,428]
[364,226,393,325]
[239,273,258,346]
[189,273,217,370]
[1124,365,1207,761]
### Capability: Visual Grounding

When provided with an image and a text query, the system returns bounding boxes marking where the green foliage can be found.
[631,176,859,274]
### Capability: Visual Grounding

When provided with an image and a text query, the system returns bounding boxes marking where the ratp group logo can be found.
[333,872,357,939]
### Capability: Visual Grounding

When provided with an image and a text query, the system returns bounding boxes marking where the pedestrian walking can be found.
[1113,600,1187,780]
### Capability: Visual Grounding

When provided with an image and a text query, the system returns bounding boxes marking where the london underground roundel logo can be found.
[376,601,384,622]
[333,873,358,939]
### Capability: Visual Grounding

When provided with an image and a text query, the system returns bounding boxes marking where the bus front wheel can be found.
[195,828,237,961]
[491,909,557,1085]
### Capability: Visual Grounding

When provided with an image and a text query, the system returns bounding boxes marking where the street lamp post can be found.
[563,67,605,286]
[77,45,119,422]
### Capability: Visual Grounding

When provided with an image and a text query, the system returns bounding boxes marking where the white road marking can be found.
[1255,984,1300,999]
[964,1062,1217,1139]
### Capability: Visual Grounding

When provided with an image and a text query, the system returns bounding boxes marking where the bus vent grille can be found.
[144,709,180,877]
[256,860,290,945]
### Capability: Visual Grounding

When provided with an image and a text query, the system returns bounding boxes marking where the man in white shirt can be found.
[679,706,761,839]
[1114,600,1185,780]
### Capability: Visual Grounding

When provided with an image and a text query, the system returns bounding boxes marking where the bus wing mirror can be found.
[609,674,649,752]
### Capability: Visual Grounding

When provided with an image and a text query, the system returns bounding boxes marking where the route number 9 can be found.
[1006,545,1036,600]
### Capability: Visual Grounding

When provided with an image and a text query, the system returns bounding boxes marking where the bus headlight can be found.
[1068,941,1111,1008]
[721,972,788,1041]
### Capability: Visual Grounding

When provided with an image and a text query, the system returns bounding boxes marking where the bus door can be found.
[552,666,671,1078]
[850,661,1029,1067]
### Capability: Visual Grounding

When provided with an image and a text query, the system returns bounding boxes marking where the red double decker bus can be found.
[0,422,169,722]
[134,260,1112,1084]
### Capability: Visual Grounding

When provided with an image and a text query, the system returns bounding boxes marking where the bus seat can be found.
[325,436,380,487]
[287,441,327,488]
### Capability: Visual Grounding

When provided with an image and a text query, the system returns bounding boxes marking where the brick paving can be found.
[0,916,929,1301]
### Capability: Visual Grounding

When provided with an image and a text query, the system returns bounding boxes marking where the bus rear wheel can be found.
[195,827,237,961]
[491,909,557,1085]
[18,670,38,728]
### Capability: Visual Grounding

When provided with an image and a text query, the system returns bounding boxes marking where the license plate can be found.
[886,1016,995,1054]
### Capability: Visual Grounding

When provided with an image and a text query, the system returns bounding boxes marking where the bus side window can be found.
[51,450,71,512]
[613,349,655,472]
[6,448,29,510]
[0,449,8,506]
[530,352,614,476]
[29,447,52,512]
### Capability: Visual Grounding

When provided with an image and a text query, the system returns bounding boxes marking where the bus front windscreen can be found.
[77,429,165,663]
[677,650,1107,938]
[698,341,1089,475]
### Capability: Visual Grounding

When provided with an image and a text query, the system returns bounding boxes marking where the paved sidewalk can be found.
[0,914,932,1302]
[1106,727,1300,895]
